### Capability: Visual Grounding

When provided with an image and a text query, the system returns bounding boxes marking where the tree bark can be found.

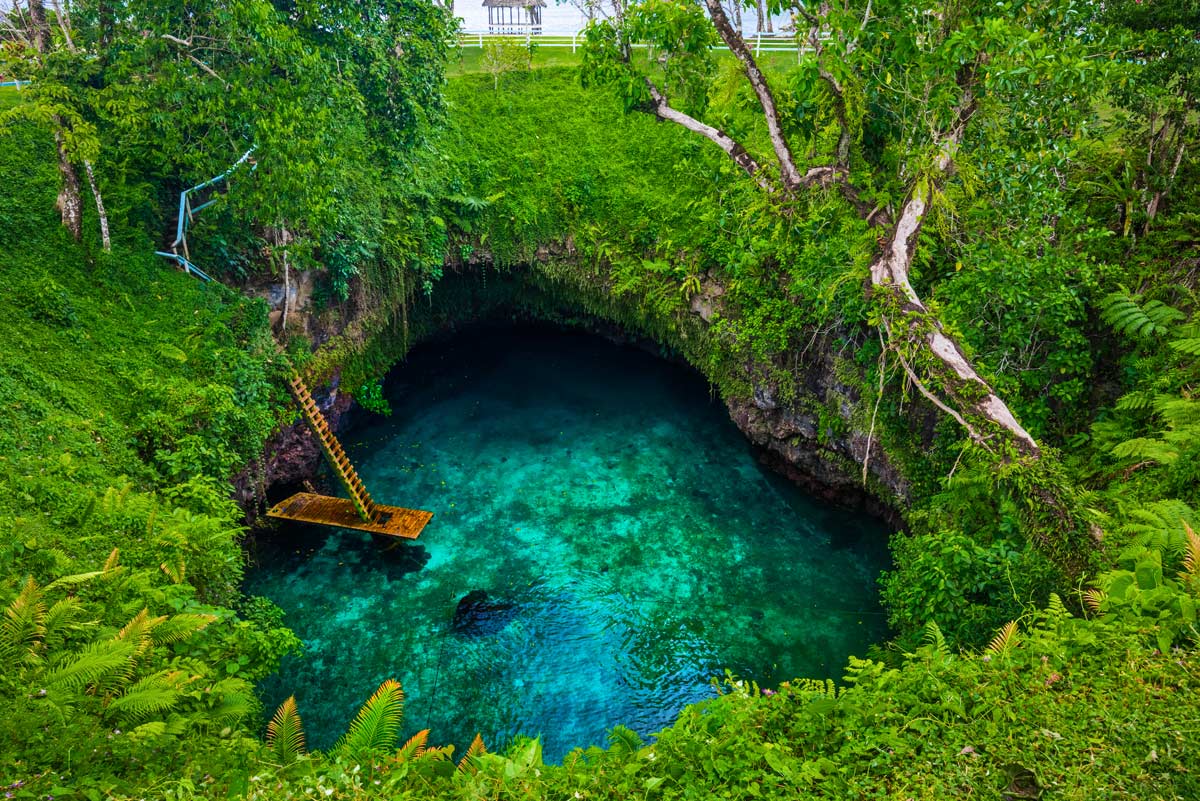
[84,160,111,251]
[53,130,83,240]
[26,0,50,52]
[644,79,776,192]
[867,68,1039,455]
[1143,110,1191,232]
[704,0,802,189]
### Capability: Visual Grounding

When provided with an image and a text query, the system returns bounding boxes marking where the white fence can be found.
[457,29,814,55]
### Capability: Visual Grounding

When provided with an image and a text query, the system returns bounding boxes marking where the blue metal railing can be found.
[153,251,214,282]
[0,80,30,89]
[157,148,256,280]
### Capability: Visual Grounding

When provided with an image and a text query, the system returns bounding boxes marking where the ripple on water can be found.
[244,325,891,762]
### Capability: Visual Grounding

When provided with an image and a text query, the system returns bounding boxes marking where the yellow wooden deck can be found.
[266,492,433,539]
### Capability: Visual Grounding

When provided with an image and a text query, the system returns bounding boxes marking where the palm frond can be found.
[336,679,405,757]
[267,696,306,765]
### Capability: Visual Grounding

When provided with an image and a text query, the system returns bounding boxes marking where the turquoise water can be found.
[245,326,890,761]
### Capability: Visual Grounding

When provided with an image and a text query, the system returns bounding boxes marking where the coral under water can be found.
[245,326,891,761]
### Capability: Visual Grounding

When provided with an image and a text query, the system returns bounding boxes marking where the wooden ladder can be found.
[287,373,375,523]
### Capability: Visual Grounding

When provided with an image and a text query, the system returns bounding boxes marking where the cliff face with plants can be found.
[2,0,1200,798]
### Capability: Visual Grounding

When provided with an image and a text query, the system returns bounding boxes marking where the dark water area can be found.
[244,325,891,761]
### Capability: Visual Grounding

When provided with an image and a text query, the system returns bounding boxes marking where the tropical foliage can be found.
[1,0,1199,797]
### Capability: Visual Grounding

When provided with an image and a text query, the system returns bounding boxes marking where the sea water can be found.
[244,325,890,761]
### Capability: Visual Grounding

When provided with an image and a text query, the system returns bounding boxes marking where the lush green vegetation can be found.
[2,0,1199,798]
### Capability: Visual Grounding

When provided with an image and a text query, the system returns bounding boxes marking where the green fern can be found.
[1101,292,1185,339]
[457,733,487,775]
[108,671,185,721]
[985,621,1020,655]
[606,724,643,756]
[267,696,306,765]
[922,621,950,657]
[1,577,46,663]
[336,679,405,757]
[43,639,137,691]
[1110,436,1180,465]
[1121,500,1196,558]
[1168,338,1200,356]
[1114,391,1155,411]
[151,613,218,646]
[396,729,430,762]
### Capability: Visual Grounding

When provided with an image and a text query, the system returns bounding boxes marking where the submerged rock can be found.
[452,589,518,637]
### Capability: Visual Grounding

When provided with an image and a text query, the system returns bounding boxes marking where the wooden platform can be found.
[266,493,433,540]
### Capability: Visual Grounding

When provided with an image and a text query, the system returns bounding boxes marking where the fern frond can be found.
[397,729,429,762]
[267,696,306,765]
[45,571,105,590]
[0,576,46,662]
[985,621,1019,655]
[44,639,137,691]
[1110,437,1179,465]
[116,608,167,658]
[210,692,255,725]
[336,679,405,757]
[103,547,121,572]
[1082,588,1105,613]
[108,673,184,721]
[1101,293,1185,339]
[1122,501,1196,556]
[922,621,950,656]
[1046,593,1070,619]
[1181,523,1200,578]
[159,559,186,584]
[457,733,487,774]
[1115,391,1155,411]
[1169,338,1200,356]
[607,724,643,756]
[40,597,85,650]
[151,614,217,645]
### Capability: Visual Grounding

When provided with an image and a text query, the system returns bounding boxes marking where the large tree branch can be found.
[868,62,1040,456]
[703,0,803,190]
[644,78,778,193]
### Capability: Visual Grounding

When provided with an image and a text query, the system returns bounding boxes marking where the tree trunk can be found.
[281,249,290,333]
[27,0,51,52]
[704,0,801,189]
[866,71,1039,456]
[1144,115,1191,233]
[83,160,111,251]
[53,130,83,241]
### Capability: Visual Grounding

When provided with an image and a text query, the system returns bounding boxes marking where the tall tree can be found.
[582,0,1107,560]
